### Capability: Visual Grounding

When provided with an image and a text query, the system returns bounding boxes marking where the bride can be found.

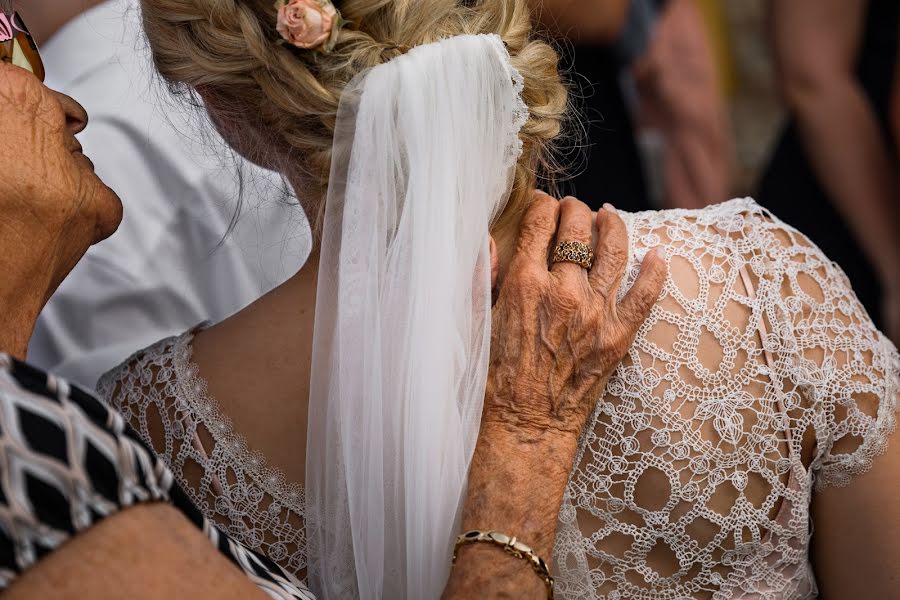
[101,0,899,598]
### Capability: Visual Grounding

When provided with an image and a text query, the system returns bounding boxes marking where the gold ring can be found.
[552,240,593,270]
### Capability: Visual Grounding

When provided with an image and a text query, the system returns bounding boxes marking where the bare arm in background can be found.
[894,15,900,160]
[888,15,900,344]
[769,0,900,343]
[531,0,630,43]
[633,0,735,209]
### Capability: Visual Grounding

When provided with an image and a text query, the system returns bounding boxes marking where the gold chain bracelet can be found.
[452,530,554,599]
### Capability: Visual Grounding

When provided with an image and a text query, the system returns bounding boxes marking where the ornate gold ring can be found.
[552,240,594,270]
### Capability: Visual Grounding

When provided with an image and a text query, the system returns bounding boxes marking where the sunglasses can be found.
[0,12,44,82]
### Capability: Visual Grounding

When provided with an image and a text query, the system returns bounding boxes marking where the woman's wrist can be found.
[463,419,575,556]
[445,424,571,600]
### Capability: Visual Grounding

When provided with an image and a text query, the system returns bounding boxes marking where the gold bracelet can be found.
[452,530,554,599]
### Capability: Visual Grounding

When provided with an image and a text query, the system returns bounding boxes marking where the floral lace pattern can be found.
[98,329,307,578]
[554,198,899,599]
[99,199,898,598]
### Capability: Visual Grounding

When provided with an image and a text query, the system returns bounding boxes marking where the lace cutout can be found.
[553,198,899,599]
[98,328,307,578]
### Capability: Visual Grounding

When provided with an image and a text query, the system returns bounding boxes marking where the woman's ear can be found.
[490,236,499,290]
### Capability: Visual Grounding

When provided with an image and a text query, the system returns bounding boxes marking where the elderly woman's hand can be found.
[485,192,665,455]
[0,63,121,358]
[445,193,665,600]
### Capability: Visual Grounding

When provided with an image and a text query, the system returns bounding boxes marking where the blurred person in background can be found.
[758,0,900,345]
[539,0,734,211]
[19,0,309,391]
[535,0,653,212]
[631,0,735,209]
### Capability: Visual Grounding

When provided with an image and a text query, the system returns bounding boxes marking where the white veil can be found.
[305,34,528,599]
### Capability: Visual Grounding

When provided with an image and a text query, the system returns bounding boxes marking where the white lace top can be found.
[98,329,308,575]
[100,199,899,598]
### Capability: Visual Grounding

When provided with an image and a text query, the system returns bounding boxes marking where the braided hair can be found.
[140,0,568,241]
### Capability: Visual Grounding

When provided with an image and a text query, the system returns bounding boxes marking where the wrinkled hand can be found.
[446,193,667,599]
[484,192,667,452]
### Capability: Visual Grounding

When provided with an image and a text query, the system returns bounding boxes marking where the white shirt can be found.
[28,0,311,390]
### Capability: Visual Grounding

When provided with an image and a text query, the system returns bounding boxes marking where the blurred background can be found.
[552,0,899,343]
[21,0,900,387]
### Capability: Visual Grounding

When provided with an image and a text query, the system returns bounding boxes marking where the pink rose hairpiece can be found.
[275,0,345,54]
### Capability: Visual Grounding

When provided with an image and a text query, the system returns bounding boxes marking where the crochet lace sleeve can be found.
[781,232,900,489]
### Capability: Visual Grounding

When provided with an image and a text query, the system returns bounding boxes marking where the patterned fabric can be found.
[0,354,314,599]
[101,199,899,598]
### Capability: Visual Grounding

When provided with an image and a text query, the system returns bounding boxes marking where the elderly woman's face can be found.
[0,63,121,280]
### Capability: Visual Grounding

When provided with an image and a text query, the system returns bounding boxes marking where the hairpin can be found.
[275,0,345,53]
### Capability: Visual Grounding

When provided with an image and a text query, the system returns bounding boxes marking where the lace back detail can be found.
[97,199,899,599]
[98,328,308,577]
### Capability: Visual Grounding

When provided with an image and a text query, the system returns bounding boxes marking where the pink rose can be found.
[276,0,337,50]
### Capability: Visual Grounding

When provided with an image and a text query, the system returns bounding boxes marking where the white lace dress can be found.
[99,199,899,598]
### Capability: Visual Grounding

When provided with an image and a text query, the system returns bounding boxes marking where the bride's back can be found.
[102,199,898,598]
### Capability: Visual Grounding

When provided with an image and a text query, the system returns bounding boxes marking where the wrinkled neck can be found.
[0,224,63,360]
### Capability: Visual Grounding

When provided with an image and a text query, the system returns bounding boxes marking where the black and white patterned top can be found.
[0,353,315,599]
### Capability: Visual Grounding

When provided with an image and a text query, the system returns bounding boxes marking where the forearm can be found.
[5,503,268,600]
[443,424,575,599]
[789,77,900,281]
[771,0,900,282]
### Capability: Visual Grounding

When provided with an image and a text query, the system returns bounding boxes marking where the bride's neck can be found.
[187,248,320,485]
[192,249,320,400]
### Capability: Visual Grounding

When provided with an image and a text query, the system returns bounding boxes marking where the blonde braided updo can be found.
[140,0,568,243]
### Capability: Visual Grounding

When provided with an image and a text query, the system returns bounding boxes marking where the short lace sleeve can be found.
[780,232,900,489]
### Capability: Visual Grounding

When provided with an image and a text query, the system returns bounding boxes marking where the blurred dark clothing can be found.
[757,0,899,329]
[560,0,668,212]
[561,46,650,212]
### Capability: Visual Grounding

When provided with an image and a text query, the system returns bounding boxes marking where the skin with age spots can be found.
[0,63,121,360]
[445,195,666,600]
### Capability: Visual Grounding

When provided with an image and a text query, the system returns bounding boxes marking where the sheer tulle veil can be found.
[305,34,529,599]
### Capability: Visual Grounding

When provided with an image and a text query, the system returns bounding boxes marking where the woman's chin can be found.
[91,182,125,244]
[74,150,96,172]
